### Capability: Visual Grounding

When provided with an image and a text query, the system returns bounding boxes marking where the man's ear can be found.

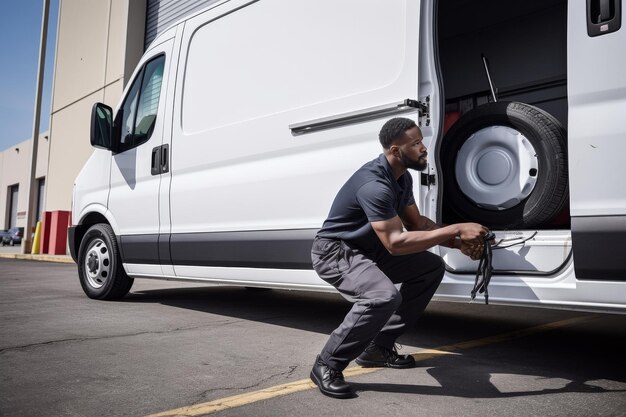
[389,145,400,158]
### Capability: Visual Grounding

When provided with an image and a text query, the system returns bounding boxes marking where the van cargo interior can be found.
[438,0,567,128]
[436,0,571,274]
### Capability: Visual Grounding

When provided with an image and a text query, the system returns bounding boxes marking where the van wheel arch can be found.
[73,213,111,257]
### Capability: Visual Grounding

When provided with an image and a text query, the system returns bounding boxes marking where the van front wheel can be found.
[77,224,133,300]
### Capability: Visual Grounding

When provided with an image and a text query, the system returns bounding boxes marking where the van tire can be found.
[77,224,134,300]
[441,101,568,229]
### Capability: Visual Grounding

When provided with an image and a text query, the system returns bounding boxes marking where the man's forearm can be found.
[388,225,460,255]
[417,216,439,231]
[407,216,460,248]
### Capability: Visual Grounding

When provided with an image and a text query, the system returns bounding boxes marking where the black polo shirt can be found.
[317,153,416,253]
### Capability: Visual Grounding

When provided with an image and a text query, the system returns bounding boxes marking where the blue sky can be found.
[0,0,59,152]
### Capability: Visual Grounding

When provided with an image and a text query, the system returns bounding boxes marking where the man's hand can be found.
[461,239,484,260]
[456,223,491,260]
[456,223,489,241]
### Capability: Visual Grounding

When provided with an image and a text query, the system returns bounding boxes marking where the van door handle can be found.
[598,0,612,21]
[151,145,169,175]
[587,0,622,36]
[151,146,161,175]
[160,144,169,174]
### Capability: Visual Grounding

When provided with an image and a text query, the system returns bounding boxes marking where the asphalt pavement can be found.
[1,258,625,417]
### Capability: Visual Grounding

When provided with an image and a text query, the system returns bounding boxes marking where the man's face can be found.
[393,126,427,171]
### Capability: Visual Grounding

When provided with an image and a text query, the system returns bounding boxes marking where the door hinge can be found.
[404,97,430,127]
[415,96,430,127]
[421,172,436,187]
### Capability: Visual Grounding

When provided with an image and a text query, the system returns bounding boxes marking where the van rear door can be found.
[568,0,626,280]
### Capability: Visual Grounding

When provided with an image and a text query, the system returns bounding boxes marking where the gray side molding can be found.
[170,229,318,269]
[120,229,319,269]
[571,215,626,280]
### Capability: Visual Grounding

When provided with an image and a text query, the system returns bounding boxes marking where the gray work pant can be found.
[311,237,445,371]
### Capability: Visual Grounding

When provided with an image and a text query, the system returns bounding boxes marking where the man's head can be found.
[379,117,427,171]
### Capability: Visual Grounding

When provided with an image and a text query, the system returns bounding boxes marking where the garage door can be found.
[145,0,220,49]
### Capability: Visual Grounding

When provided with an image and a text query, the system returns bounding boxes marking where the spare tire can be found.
[440,101,568,229]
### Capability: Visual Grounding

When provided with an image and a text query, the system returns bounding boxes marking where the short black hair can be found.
[379,117,418,149]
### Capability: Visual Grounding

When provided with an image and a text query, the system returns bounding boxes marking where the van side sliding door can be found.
[169,0,421,283]
[568,0,626,280]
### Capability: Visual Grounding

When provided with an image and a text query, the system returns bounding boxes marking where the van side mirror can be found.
[90,102,113,151]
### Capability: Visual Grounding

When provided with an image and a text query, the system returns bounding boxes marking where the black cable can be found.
[492,231,538,250]
[470,231,537,304]
[471,231,495,304]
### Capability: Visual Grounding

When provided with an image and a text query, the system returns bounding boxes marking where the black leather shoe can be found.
[355,343,415,369]
[310,355,355,399]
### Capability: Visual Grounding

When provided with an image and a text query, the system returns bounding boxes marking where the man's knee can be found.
[424,253,445,281]
[425,257,445,288]
[367,289,402,312]
[410,254,445,288]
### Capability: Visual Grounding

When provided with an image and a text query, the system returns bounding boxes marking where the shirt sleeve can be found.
[356,181,398,222]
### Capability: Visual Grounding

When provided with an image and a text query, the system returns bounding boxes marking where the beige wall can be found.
[46,0,146,212]
[0,133,50,229]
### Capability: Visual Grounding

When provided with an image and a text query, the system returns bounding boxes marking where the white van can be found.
[69,0,626,312]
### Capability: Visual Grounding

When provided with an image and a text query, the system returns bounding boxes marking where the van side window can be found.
[115,55,165,152]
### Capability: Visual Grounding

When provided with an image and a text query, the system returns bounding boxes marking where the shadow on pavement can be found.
[126,285,626,400]
[127,285,351,335]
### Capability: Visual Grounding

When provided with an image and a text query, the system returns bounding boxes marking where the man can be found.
[310,117,488,399]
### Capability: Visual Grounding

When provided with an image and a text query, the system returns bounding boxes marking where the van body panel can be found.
[568,0,626,279]
[73,149,112,227]
[167,0,421,276]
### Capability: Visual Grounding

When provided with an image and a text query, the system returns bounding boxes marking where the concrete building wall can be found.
[0,133,49,229]
[45,0,146,212]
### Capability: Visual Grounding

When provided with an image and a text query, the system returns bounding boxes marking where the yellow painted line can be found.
[146,315,595,417]
[0,253,74,263]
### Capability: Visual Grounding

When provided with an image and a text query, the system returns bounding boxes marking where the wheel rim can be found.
[455,125,539,210]
[84,238,111,289]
